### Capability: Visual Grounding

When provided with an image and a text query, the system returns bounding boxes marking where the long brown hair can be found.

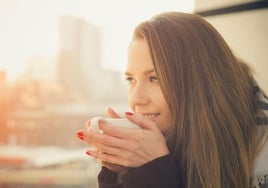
[132,12,259,187]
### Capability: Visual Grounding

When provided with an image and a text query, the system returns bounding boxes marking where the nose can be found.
[128,83,149,109]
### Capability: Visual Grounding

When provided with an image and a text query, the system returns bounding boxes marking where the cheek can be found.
[155,94,172,132]
[155,91,169,113]
[158,110,172,133]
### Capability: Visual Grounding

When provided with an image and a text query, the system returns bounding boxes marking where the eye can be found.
[125,77,136,85]
[149,76,158,83]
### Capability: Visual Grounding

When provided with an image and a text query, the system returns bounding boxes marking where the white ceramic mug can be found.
[90,117,141,133]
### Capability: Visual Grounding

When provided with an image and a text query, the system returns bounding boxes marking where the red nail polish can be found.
[76,131,84,140]
[125,112,133,116]
[86,151,91,156]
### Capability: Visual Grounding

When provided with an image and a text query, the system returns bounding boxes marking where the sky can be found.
[0,0,194,81]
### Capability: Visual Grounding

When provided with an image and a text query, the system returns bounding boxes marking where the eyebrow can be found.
[125,69,155,76]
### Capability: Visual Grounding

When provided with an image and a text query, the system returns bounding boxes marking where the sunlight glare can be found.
[0,0,194,81]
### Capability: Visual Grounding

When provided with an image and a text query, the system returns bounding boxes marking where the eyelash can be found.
[125,77,136,85]
[125,76,158,84]
[149,76,158,83]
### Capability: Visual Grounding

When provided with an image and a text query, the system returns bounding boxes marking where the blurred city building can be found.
[0,15,128,147]
[0,71,7,144]
[0,15,128,187]
[25,55,57,81]
[57,16,127,102]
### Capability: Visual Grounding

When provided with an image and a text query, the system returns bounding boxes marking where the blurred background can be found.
[0,0,267,187]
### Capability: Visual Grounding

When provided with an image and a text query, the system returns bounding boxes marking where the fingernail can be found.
[86,151,91,156]
[76,131,84,140]
[125,112,133,116]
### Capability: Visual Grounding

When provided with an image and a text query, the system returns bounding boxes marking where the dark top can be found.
[98,154,184,188]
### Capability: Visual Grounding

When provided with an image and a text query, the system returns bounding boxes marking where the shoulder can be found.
[251,82,268,187]
[253,82,268,125]
[250,139,268,187]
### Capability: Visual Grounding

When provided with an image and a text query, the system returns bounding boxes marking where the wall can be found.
[195,0,257,11]
[195,0,268,93]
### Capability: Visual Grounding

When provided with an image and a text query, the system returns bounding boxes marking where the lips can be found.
[142,113,160,120]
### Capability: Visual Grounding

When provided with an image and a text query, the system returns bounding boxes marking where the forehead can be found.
[127,39,154,72]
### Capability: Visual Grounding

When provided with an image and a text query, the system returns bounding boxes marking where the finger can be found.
[91,142,123,156]
[78,129,129,149]
[77,130,86,141]
[98,120,143,139]
[100,161,127,173]
[85,120,91,129]
[100,161,120,169]
[107,107,121,118]
[125,112,160,132]
[86,150,129,167]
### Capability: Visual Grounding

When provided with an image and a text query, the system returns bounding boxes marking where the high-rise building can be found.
[57,16,127,103]
[57,16,91,99]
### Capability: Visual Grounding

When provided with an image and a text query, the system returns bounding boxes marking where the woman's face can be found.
[125,38,172,133]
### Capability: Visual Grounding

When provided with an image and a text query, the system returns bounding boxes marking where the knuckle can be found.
[106,127,119,136]
[100,154,107,161]
[133,132,144,143]
[101,136,113,145]
[129,142,139,151]
[84,133,93,144]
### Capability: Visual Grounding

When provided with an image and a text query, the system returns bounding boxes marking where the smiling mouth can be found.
[143,113,160,120]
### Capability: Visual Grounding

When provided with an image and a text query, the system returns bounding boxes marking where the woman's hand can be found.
[82,111,169,168]
[83,107,132,174]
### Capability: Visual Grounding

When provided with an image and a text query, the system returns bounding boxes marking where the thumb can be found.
[107,107,121,118]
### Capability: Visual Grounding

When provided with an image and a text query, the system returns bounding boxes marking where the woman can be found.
[77,12,268,188]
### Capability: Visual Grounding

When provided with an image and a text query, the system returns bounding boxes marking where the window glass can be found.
[0,1,194,187]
